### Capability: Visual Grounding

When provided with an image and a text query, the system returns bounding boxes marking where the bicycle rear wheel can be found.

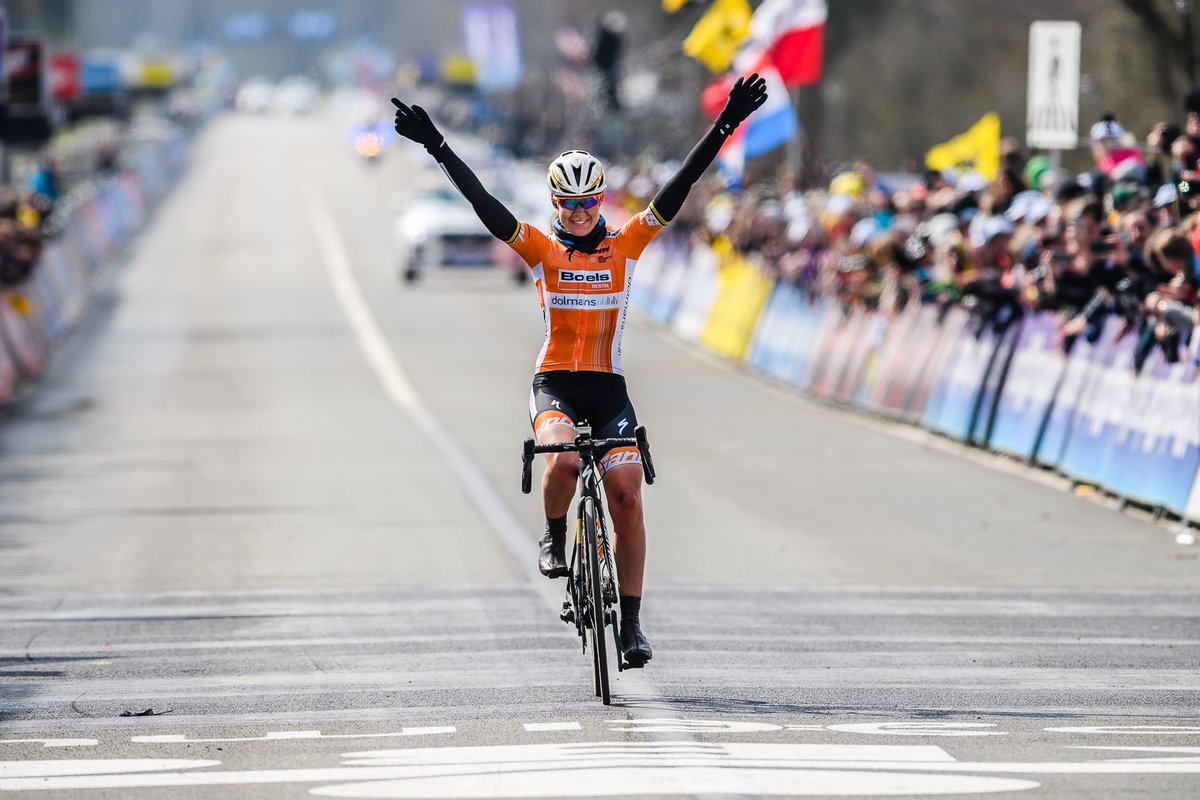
[581,496,610,704]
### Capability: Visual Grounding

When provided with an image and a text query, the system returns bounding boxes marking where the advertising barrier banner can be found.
[1033,321,1109,468]
[699,253,774,361]
[988,312,1067,459]
[806,305,855,397]
[1057,324,1138,485]
[746,283,797,378]
[906,307,970,421]
[969,320,1021,446]
[1106,353,1200,514]
[0,316,15,403]
[836,311,888,406]
[647,244,691,325]
[0,300,43,379]
[671,243,720,342]
[922,314,1000,441]
[860,307,921,415]
[1098,350,1167,504]
[628,239,665,315]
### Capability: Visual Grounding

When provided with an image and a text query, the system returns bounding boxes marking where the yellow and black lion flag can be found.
[925,112,1001,180]
[682,0,752,74]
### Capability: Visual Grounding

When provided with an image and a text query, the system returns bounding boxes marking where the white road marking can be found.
[310,769,1037,797]
[5,740,1200,794]
[304,186,662,704]
[606,718,783,733]
[1044,725,1200,735]
[0,739,97,748]
[827,723,1007,737]
[1071,746,1200,762]
[523,722,581,732]
[0,759,219,778]
[132,728,456,744]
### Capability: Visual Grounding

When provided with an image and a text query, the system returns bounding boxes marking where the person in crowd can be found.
[25,158,61,205]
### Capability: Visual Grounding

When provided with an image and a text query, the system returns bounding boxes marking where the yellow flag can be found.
[925,112,1001,180]
[682,0,752,74]
[663,0,690,12]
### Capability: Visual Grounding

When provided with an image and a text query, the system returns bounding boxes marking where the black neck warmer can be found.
[552,216,608,259]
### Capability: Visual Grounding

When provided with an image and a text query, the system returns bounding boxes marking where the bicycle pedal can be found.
[559,603,575,624]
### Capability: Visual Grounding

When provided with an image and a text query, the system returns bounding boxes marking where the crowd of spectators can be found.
[0,160,59,294]
[425,79,1200,373]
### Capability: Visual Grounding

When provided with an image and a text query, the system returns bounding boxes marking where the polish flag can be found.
[716,65,797,184]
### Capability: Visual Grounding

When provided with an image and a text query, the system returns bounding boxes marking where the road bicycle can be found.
[522,423,655,704]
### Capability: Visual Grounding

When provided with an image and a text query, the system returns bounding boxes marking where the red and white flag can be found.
[745,0,826,88]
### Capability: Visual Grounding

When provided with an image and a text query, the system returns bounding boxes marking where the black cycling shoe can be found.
[620,620,653,668]
[538,531,568,578]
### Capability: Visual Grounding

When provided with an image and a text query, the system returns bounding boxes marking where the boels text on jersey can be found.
[559,269,613,285]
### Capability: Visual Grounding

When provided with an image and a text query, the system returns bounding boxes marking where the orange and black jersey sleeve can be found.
[507,221,552,267]
[650,122,732,223]
[613,206,667,259]
[433,143,522,243]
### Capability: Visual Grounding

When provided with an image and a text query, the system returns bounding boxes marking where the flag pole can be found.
[786,85,803,186]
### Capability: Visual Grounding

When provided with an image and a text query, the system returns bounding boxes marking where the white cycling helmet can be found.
[547,150,606,197]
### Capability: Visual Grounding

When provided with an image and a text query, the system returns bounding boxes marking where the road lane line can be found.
[304,185,549,600]
[523,722,581,732]
[304,187,665,709]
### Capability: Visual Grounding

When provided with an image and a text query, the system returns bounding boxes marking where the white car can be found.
[392,186,529,285]
[273,75,320,115]
[235,78,274,113]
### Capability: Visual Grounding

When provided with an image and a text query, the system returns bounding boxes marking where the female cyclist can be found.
[392,74,767,667]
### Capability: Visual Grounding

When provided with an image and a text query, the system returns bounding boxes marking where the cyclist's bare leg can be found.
[602,464,645,596]
[539,425,578,518]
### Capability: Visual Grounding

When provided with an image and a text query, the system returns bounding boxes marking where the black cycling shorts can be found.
[528,370,639,444]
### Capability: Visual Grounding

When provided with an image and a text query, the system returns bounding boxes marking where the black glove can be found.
[391,98,445,156]
[715,73,768,136]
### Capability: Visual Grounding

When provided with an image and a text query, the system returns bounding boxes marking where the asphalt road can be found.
[0,110,1197,799]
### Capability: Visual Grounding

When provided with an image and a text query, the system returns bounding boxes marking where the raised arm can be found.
[391,99,520,243]
[651,73,768,223]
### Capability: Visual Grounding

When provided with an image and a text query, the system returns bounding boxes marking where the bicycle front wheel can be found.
[581,496,610,704]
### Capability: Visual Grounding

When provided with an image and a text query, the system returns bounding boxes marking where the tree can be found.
[1115,0,1197,99]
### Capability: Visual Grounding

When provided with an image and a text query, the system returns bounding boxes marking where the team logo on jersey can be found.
[547,291,622,310]
[558,269,613,284]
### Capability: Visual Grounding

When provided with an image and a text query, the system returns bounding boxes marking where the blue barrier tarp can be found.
[1058,325,1138,485]
[988,313,1067,459]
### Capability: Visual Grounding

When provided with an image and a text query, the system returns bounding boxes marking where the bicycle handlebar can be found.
[521,426,656,493]
[529,437,638,454]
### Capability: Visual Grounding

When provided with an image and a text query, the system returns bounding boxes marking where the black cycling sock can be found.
[620,595,641,624]
[546,516,567,537]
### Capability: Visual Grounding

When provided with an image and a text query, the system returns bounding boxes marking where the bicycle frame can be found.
[521,424,655,700]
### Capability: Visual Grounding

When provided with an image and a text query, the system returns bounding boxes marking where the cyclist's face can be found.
[554,194,602,236]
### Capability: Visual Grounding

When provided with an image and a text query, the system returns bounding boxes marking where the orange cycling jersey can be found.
[507,205,667,375]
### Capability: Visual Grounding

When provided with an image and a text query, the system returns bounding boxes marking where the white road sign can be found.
[1027,21,1081,150]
